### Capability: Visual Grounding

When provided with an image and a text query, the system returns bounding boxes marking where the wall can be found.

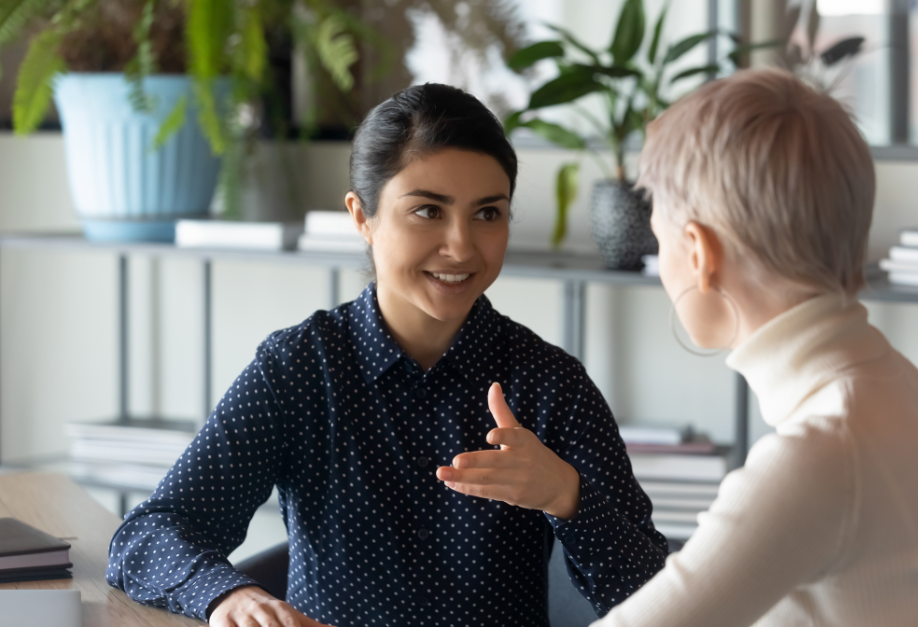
[3,132,918,465]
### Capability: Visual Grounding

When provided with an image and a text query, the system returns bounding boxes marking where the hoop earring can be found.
[669,285,740,357]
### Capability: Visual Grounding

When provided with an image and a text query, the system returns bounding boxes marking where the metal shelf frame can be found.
[2,232,917,480]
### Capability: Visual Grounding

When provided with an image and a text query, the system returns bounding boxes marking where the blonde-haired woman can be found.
[594,68,918,626]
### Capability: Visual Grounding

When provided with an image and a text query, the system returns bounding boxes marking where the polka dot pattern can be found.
[106,283,668,625]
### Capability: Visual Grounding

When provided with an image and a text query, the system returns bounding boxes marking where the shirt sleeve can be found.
[590,423,854,627]
[106,337,291,621]
[544,374,670,616]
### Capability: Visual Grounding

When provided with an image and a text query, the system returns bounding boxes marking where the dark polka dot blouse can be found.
[106,283,667,626]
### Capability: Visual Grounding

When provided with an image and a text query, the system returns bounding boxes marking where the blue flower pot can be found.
[53,73,222,242]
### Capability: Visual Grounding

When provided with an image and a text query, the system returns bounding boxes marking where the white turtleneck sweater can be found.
[593,292,918,627]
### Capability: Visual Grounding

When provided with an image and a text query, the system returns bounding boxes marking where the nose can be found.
[440,216,474,262]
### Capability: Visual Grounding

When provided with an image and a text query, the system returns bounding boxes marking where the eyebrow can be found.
[399,189,510,206]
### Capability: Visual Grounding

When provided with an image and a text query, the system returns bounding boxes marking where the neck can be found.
[376,283,470,371]
[724,270,822,349]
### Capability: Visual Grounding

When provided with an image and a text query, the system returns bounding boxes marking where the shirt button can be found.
[417,456,429,468]
[414,386,427,399]
[417,528,430,540]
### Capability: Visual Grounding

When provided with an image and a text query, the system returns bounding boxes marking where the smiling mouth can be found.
[426,271,473,284]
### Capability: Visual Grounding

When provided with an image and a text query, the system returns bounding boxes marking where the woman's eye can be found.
[475,206,501,221]
[414,206,441,219]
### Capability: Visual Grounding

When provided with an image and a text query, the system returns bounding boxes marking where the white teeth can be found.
[432,273,470,283]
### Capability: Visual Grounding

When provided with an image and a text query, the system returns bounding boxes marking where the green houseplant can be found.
[0,0,372,241]
[504,0,770,266]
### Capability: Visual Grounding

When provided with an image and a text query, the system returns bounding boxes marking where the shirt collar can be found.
[348,283,498,384]
[725,291,888,426]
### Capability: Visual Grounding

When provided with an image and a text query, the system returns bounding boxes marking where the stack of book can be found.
[298,210,365,253]
[175,218,304,251]
[620,424,730,540]
[66,417,197,491]
[0,518,72,583]
[880,228,918,286]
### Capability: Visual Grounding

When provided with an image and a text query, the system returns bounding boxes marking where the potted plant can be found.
[0,0,368,242]
[504,0,772,269]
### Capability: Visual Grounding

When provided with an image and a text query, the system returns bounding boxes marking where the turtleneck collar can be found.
[725,292,888,427]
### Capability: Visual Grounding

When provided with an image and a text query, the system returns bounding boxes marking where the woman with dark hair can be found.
[106,83,667,627]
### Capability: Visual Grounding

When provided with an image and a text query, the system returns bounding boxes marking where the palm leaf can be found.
[669,63,720,83]
[518,118,586,150]
[529,68,606,109]
[545,23,600,64]
[187,0,234,154]
[610,0,645,65]
[238,4,267,82]
[508,40,564,72]
[663,31,717,65]
[647,0,670,65]
[13,29,64,134]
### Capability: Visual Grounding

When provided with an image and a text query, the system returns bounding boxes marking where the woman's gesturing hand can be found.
[436,382,581,520]
[209,586,337,627]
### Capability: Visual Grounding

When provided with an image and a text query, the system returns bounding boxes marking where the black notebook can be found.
[0,518,72,579]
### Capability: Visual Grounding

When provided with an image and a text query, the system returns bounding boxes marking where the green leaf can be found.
[610,0,645,65]
[544,23,600,64]
[238,5,267,82]
[125,0,157,113]
[503,110,524,135]
[0,0,54,47]
[663,31,716,65]
[151,94,187,152]
[669,63,720,83]
[508,40,564,72]
[647,0,670,65]
[552,162,579,248]
[316,13,358,92]
[572,63,641,80]
[187,0,235,154]
[529,69,606,109]
[13,29,65,135]
[726,38,784,67]
[518,118,585,150]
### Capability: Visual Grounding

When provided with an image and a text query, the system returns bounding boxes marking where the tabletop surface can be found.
[0,472,201,626]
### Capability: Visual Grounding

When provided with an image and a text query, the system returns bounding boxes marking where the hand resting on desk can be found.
[436,382,581,520]
[209,585,337,627]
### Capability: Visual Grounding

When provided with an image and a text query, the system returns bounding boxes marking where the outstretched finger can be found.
[488,382,520,431]
[486,427,529,448]
[451,449,510,469]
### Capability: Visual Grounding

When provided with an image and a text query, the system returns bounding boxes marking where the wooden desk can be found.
[0,472,200,626]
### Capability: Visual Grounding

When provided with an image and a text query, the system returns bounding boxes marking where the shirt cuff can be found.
[545,476,625,573]
[172,559,261,621]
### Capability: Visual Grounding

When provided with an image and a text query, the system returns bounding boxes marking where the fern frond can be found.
[237,4,267,82]
[13,29,65,134]
[0,0,55,46]
[187,0,234,154]
[151,93,186,152]
[315,13,356,92]
[124,0,157,113]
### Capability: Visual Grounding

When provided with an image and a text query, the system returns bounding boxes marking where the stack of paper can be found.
[298,210,365,253]
[880,228,918,286]
[175,219,304,250]
[66,417,196,487]
[620,424,729,540]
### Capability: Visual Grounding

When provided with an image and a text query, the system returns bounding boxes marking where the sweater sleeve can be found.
[106,337,291,621]
[591,423,855,627]
[544,375,670,616]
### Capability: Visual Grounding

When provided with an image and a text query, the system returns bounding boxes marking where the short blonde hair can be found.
[638,67,875,294]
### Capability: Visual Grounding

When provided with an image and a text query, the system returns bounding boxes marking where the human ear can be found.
[684,221,723,295]
[345,192,374,245]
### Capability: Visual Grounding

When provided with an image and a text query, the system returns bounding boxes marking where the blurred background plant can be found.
[0,0,389,217]
[775,0,865,92]
[503,0,777,247]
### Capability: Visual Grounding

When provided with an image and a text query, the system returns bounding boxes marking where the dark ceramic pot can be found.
[589,179,658,270]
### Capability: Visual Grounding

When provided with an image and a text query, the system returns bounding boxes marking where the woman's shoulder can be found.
[486,301,588,378]
[257,302,356,363]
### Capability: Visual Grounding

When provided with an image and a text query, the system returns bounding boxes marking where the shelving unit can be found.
[2,232,916,512]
